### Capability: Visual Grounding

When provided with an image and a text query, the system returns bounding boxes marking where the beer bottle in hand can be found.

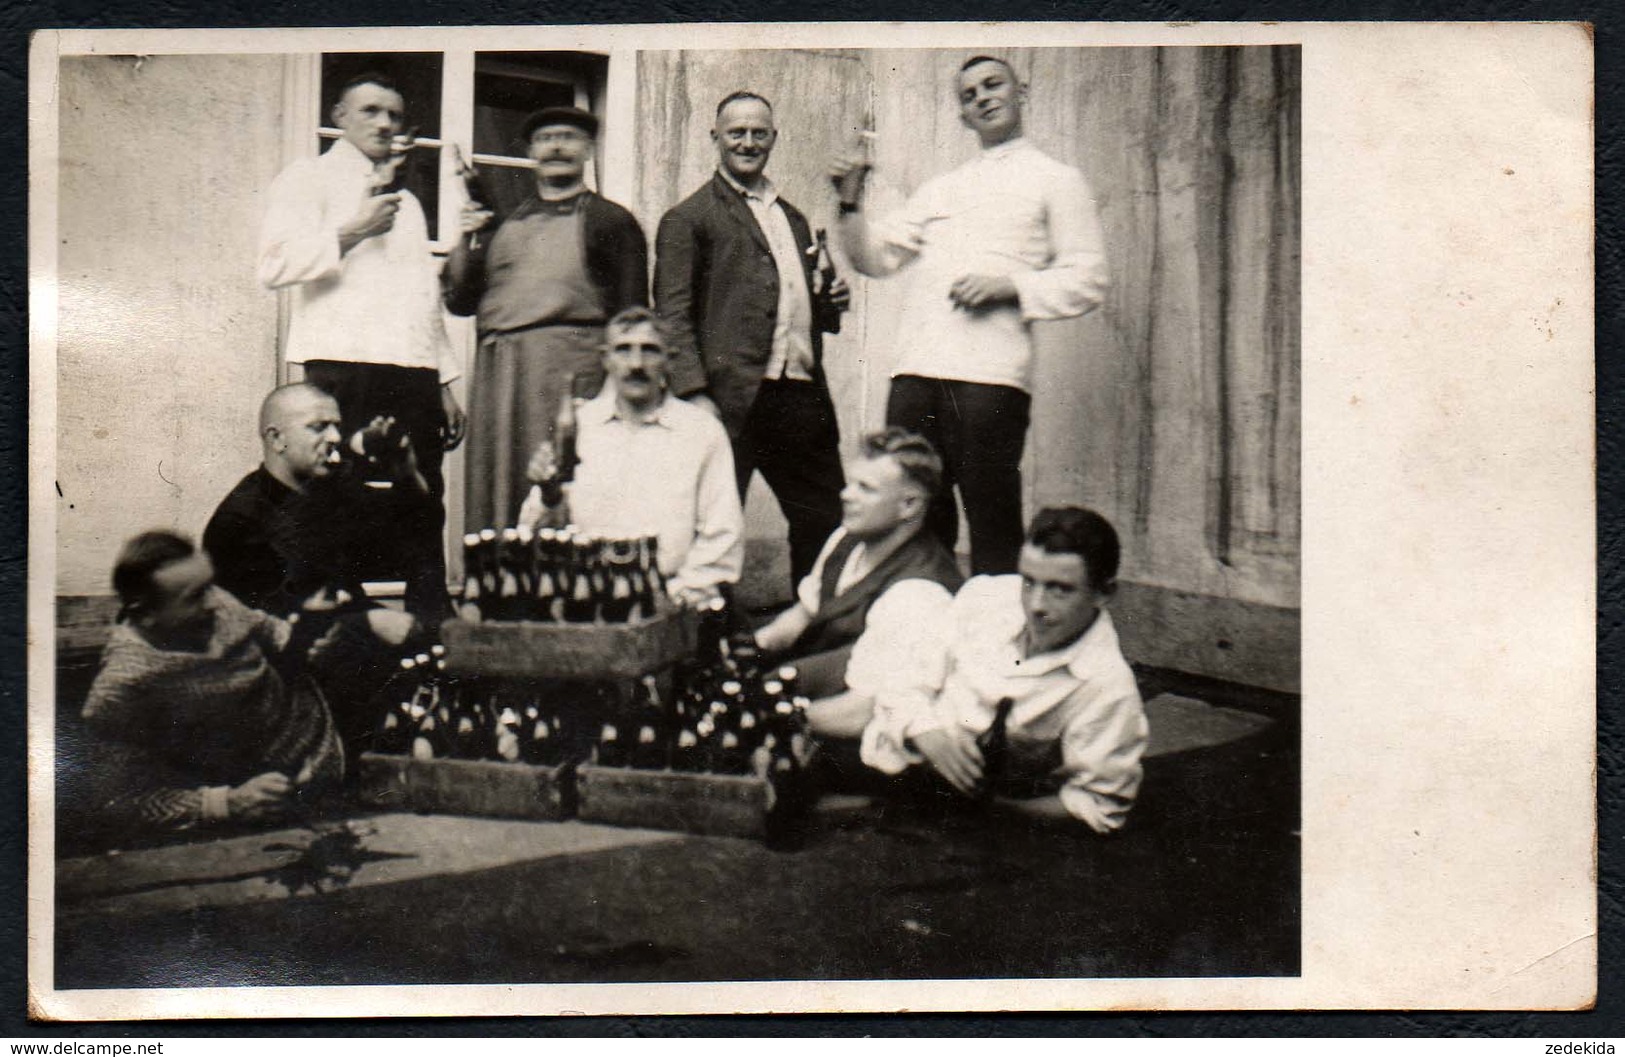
[975,697,1016,801]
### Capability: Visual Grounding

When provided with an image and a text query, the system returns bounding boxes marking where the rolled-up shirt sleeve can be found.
[1055,678,1148,834]
[258,159,344,290]
[842,182,935,279]
[853,579,955,774]
[1009,165,1109,322]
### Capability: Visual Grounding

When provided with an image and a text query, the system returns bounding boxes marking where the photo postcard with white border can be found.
[26,20,1594,1020]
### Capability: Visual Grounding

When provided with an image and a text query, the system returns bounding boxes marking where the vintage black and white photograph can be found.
[27,22,1591,1018]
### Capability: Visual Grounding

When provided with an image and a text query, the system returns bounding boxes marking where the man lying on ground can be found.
[79,531,346,832]
[810,506,1149,834]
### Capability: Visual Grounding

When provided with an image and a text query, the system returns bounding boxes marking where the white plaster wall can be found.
[55,54,287,595]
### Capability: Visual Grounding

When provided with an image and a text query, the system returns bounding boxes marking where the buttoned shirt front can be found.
[717,168,814,382]
[861,574,1148,834]
[519,389,744,597]
[258,138,460,381]
[844,137,1107,393]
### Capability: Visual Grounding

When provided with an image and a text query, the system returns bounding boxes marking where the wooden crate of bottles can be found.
[440,610,697,680]
[357,753,578,821]
[574,655,815,841]
[575,765,777,840]
[357,652,601,821]
[445,526,695,679]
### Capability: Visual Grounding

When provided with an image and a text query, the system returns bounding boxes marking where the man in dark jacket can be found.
[445,105,649,530]
[656,90,850,590]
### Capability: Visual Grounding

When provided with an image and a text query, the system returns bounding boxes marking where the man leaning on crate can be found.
[518,307,745,609]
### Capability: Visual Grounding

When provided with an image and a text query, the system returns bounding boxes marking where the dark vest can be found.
[792,530,965,659]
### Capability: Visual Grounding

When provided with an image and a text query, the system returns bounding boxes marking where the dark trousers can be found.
[885,374,1031,576]
[302,361,450,624]
[734,379,846,590]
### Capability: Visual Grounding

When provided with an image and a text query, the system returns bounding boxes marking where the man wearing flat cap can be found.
[445,105,649,531]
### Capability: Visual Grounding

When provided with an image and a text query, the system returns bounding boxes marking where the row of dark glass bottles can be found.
[371,646,809,779]
[373,648,594,767]
[458,526,665,624]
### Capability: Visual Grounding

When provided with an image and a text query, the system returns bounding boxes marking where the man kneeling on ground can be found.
[810,506,1149,834]
[79,531,347,832]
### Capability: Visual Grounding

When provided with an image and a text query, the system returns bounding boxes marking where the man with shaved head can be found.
[204,383,439,627]
[204,382,435,756]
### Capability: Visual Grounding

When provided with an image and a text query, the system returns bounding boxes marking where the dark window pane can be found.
[472,52,607,159]
[478,164,542,219]
[320,53,443,139]
[473,72,575,159]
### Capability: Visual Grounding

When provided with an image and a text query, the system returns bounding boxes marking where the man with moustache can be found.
[657,90,850,591]
[518,308,743,606]
[258,72,464,622]
[446,105,649,532]
[830,57,1109,577]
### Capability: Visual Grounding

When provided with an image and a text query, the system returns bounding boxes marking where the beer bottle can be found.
[812,227,843,335]
[494,700,524,763]
[696,596,730,669]
[522,704,557,767]
[373,656,420,755]
[411,696,447,761]
[596,720,627,768]
[532,527,559,622]
[693,714,719,774]
[643,534,667,602]
[497,528,525,621]
[600,538,638,623]
[975,697,1016,801]
[458,532,486,622]
[671,725,703,773]
[477,528,501,603]
[552,381,581,494]
[629,675,667,769]
[450,142,495,251]
[717,729,748,776]
[563,537,597,623]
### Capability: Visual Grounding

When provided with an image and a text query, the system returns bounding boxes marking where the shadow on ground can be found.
[55,703,1298,987]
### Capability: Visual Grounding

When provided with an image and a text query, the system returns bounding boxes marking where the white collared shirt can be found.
[861,573,1148,833]
[842,137,1108,392]
[717,168,815,381]
[258,139,460,381]
[519,389,744,597]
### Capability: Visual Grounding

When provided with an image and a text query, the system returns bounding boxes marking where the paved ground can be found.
[52,677,1299,988]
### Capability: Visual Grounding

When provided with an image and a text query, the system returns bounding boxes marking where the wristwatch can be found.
[838,200,860,215]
